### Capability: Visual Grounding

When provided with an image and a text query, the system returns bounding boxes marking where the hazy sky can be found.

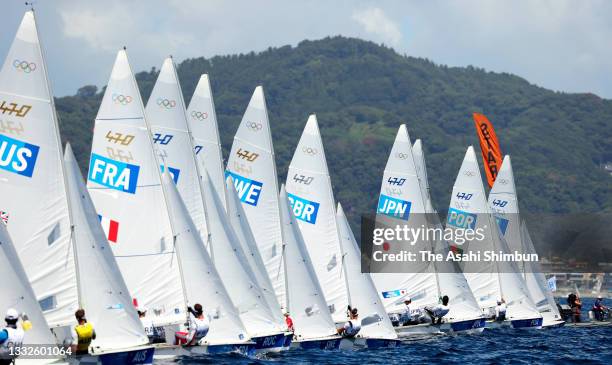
[1,0,611,98]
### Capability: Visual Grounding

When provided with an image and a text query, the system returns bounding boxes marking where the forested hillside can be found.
[54,37,612,261]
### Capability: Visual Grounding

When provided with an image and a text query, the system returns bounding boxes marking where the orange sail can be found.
[473,113,502,187]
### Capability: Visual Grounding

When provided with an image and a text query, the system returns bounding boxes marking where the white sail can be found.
[489,156,560,320]
[87,49,183,327]
[412,139,483,323]
[201,169,283,337]
[0,223,56,345]
[446,147,540,321]
[0,10,77,326]
[279,185,337,340]
[225,86,285,307]
[336,203,397,339]
[160,170,250,345]
[285,115,347,321]
[145,57,208,243]
[186,75,226,207]
[371,125,438,313]
[225,178,285,329]
[520,221,561,320]
[64,144,149,349]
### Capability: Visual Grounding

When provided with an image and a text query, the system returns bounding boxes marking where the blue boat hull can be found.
[451,318,486,332]
[364,338,400,348]
[252,332,289,352]
[511,317,543,329]
[99,347,155,365]
[297,338,341,350]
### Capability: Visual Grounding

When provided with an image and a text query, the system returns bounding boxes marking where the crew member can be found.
[337,306,361,337]
[568,294,582,323]
[0,308,24,365]
[400,298,417,325]
[425,295,450,325]
[592,296,608,321]
[176,304,210,346]
[71,309,96,355]
[495,299,507,321]
[284,312,294,332]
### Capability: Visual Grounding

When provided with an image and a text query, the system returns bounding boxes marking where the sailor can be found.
[284,312,294,332]
[176,304,210,346]
[425,295,450,325]
[592,296,608,321]
[0,308,24,365]
[71,309,96,355]
[495,299,507,321]
[568,294,582,323]
[137,307,164,344]
[337,306,361,338]
[400,297,416,325]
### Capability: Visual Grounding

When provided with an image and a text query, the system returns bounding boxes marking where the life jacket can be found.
[191,317,209,340]
[74,323,94,353]
[0,326,25,357]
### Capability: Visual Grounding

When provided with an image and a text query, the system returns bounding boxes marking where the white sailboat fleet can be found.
[0,8,569,363]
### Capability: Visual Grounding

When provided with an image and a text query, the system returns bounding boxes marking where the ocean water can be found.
[156,298,611,365]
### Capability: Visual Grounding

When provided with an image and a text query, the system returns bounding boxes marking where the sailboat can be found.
[488,156,564,328]
[0,221,66,365]
[0,10,154,364]
[145,60,286,352]
[335,203,399,347]
[86,49,252,356]
[225,87,287,308]
[278,186,342,349]
[446,147,542,329]
[371,127,485,336]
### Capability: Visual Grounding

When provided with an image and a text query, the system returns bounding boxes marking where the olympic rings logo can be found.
[497,178,509,185]
[12,60,37,73]
[191,111,208,120]
[395,152,408,160]
[463,170,476,177]
[302,147,318,155]
[112,93,133,105]
[157,98,176,109]
[245,121,262,131]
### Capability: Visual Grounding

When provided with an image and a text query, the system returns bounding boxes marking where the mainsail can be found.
[0,223,56,346]
[0,10,77,326]
[446,147,540,321]
[489,155,561,322]
[336,203,397,339]
[371,125,438,313]
[145,57,208,244]
[279,185,337,340]
[285,115,348,321]
[87,49,182,326]
[226,86,285,307]
[186,75,226,206]
[64,144,149,349]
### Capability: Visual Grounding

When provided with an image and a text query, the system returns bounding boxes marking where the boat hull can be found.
[291,337,341,350]
[68,346,155,365]
[485,317,543,329]
[395,318,485,337]
[152,342,254,359]
[251,332,290,353]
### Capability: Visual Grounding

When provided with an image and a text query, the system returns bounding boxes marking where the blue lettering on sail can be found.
[88,153,140,194]
[225,170,263,206]
[377,194,411,220]
[287,193,320,224]
[0,134,40,177]
[446,207,477,229]
[160,165,180,184]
